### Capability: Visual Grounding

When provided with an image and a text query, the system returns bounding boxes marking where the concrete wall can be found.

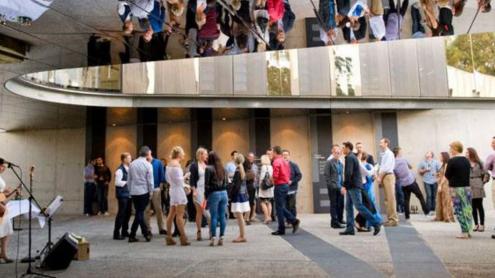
[212,109,251,164]
[271,109,313,213]
[105,108,137,214]
[0,128,86,215]
[397,109,495,211]
[331,111,377,157]
[157,108,192,167]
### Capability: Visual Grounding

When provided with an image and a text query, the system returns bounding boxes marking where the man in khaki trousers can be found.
[377,138,399,227]
[145,157,167,236]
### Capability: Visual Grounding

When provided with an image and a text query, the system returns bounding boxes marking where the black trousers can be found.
[287,193,297,217]
[84,182,96,215]
[402,181,429,219]
[114,197,132,236]
[472,198,485,225]
[355,190,377,228]
[130,193,150,238]
[328,187,344,225]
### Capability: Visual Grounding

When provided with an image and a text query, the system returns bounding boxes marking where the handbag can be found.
[260,172,273,190]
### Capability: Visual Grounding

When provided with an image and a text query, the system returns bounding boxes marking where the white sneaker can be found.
[104,212,110,216]
[84,213,89,217]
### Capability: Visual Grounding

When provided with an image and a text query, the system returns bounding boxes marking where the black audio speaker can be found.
[41,233,78,270]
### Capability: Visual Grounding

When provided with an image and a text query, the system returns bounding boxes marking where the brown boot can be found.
[166,237,176,246]
[180,235,191,246]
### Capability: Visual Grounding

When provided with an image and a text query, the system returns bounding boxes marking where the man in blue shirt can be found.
[418,151,441,213]
[324,145,345,229]
[145,152,167,236]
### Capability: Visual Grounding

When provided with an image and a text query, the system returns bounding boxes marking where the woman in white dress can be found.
[189,147,210,241]
[165,147,191,246]
[258,155,274,224]
[0,159,14,263]
[230,154,250,243]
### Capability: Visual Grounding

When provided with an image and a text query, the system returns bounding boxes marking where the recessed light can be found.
[111,123,117,127]
[0,128,6,133]
[221,117,227,121]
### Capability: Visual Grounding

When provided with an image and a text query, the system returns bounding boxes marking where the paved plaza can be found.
[1,212,494,278]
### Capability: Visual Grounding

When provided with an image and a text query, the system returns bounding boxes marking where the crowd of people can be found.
[83,145,302,246]
[87,0,494,65]
[323,137,495,240]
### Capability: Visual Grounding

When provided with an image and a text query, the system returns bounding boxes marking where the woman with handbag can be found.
[466,147,489,232]
[189,147,210,241]
[230,153,250,243]
[205,151,228,247]
[165,146,191,246]
[258,155,274,224]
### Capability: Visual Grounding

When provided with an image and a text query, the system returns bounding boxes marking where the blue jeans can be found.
[208,190,228,238]
[345,188,381,232]
[84,182,95,214]
[424,182,438,212]
[130,193,150,238]
[274,184,296,233]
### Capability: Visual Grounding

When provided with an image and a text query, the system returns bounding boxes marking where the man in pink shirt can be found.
[271,146,300,235]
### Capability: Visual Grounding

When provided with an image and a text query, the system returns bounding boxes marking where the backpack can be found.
[260,171,273,190]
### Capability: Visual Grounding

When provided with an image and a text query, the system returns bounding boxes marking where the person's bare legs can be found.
[0,236,9,259]
[194,203,203,240]
[166,206,177,245]
[233,212,247,242]
[176,205,190,246]
[261,201,269,223]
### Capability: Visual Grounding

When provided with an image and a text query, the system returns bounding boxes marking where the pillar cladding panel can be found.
[416,37,449,97]
[359,42,392,97]
[233,52,267,96]
[270,112,313,213]
[106,108,137,214]
[199,55,233,95]
[212,109,250,164]
[157,108,192,168]
[388,40,420,97]
[297,47,331,96]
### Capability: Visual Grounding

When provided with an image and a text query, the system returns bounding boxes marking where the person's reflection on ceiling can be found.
[0,0,53,26]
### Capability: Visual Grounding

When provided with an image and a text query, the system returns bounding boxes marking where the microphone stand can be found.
[7,165,54,278]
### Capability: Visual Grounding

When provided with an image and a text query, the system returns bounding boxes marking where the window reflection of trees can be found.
[446,33,495,97]
[267,51,291,96]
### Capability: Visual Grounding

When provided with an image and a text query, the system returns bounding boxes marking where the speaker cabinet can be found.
[41,233,78,270]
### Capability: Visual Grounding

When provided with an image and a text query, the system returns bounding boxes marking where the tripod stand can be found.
[8,165,54,278]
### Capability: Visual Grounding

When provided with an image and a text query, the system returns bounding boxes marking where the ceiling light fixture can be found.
[0,128,7,133]
[221,117,227,121]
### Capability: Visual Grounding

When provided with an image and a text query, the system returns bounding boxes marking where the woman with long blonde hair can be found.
[230,153,250,243]
[165,146,191,246]
[189,147,211,241]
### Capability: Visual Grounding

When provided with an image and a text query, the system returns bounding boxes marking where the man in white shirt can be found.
[128,146,154,242]
[377,137,398,226]
[113,153,132,240]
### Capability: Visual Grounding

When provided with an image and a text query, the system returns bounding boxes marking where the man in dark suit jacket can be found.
[324,145,345,229]
[340,142,382,236]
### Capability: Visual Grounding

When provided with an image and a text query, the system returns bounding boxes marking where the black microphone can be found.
[0,158,20,168]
